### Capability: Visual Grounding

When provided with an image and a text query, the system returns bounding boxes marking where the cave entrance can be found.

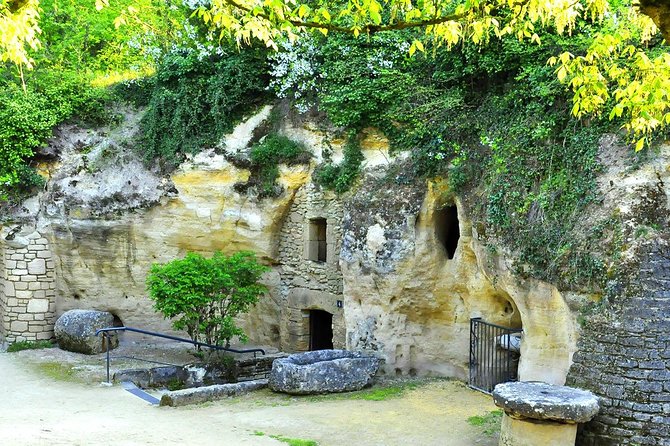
[469,317,522,394]
[435,205,460,259]
[309,310,333,351]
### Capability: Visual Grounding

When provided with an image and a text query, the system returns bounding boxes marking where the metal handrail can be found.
[96,326,266,383]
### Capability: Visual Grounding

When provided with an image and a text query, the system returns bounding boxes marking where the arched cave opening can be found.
[309,309,333,351]
[434,205,460,259]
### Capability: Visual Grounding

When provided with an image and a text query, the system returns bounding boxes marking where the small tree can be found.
[146,251,269,348]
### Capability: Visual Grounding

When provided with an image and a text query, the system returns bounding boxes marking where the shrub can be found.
[314,138,365,194]
[139,49,269,170]
[0,72,111,202]
[6,340,55,352]
[146,251,269,348]
[249,134,311,196]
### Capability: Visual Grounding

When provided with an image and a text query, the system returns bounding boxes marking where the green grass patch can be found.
[36,362,77,381]
[467,410,503,437]
[7,340,55,352]
[253,431,265,436]
[269,435,318,446]
[305,380,422,402]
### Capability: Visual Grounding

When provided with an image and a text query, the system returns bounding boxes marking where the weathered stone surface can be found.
[493,381,599,423]
[160,379,268,407]
[114,369,151,388]
[54,309,118,354]
[268,350,380,395]
[149,366,190,387]
[26,299,49,314]
[499,412,578,446]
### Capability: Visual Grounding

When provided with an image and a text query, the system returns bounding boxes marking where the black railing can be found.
[96,326,266,383]
[469,317,522,394]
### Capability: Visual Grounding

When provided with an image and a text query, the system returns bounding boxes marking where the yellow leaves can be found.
[635,137,645,152]
[94,0,109,12]
[0,0,41,69]
[557,65,567,82]
[408,39,424,56]
[297,4,308,19]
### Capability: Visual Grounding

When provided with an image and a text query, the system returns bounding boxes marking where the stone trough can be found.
[268,349,380,395]
[493,381,600,446]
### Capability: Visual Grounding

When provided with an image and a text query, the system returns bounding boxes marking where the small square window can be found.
[307,218,327,262]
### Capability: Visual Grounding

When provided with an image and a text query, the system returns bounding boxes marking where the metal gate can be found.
[469,317,522,394]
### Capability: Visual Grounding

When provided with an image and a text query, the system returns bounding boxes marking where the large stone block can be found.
[54,309,119,354]
[27,299,50,314]
[27,258,46,275]
[10,321,28,332]
[269,349,380,395]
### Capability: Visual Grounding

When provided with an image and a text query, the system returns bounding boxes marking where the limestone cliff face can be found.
[11,107,312,343]
[341,172,578,383]
[2,104,582,388]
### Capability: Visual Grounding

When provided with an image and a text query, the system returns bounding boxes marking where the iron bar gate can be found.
[469,317,522,394]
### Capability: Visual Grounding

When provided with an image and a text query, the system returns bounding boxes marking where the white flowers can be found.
[268,36,322,113]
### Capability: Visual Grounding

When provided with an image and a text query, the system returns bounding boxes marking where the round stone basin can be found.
[493,381,600,424]
[268,349,380,395]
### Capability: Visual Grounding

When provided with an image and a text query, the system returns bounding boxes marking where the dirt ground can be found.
[0,342,500,446]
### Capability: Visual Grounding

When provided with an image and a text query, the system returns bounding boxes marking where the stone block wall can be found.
[0,229,57,343]
[277,183,345,351]
[567,240,670,445]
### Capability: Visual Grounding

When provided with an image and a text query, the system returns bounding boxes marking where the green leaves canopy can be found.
[146,251,269,347]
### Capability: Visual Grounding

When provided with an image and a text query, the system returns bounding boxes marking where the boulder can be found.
[493,381,600,423]
[268,349,380,395]
[54,309,119,354]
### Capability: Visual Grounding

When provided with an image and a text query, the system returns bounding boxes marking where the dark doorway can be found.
[435,205,460,259]
[309,310,333,351]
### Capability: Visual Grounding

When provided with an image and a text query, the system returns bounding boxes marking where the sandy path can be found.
[0,352,498,446]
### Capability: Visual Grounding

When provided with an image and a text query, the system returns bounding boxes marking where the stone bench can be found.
[493,381,599,446]
[268,349,380,395]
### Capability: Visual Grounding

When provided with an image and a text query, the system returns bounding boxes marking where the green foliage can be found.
[165,378,186,391]
[139,49,270,171]
[314,138,365,194]
[146,251,269,347]
[0,71,111,202]
[6,340,55,352]
[269,435,318,446]
[467,410,503,437]
[248,134,311,196]
[35,0,180,74]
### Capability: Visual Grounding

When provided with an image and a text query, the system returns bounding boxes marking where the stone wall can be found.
[0,228,56,343]
[567,239,670,445]
[277,182,345,351]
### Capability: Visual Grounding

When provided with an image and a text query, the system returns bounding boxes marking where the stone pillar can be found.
[493,382,599,446]
[0,227,57,343]
[499,414,577,446]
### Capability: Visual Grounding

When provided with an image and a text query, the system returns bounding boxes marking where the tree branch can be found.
[217,0,468,34]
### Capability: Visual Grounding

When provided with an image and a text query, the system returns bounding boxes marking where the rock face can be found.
[54,309,118,354]
[493,381,600,423]
[340,174,578,384]
[268,350,380,394]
